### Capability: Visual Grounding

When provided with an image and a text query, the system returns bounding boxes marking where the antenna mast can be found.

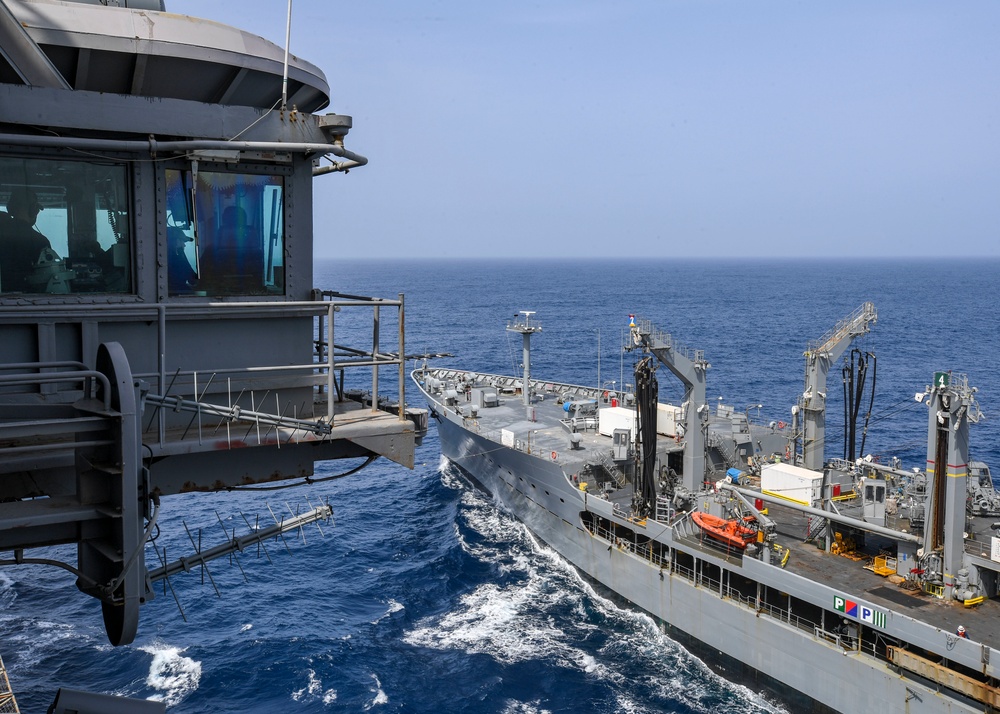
[281,0,293,109]
[507,311,542,407]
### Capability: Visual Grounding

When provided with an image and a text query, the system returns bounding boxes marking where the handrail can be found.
[421,367,618,404]
[583,519,901,668]
[806,301,877,355]
[0,294,409,445]
[585,520,829,637]
[314,291,407,425]
[0,369,111,410]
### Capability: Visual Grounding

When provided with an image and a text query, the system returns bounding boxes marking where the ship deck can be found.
[429,371,1000,648]
[768,501,1000,644]
[445,382,677,481]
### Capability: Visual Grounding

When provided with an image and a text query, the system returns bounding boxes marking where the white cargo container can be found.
[598,406,637,440]
[760,462,824,507]
[656,402,683,437]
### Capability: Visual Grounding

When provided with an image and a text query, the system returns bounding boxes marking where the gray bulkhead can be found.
[0,0,419,646]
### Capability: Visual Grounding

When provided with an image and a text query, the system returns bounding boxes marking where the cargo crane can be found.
[799,302,877,470]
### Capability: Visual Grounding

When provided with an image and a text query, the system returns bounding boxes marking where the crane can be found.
[799,302,877,470]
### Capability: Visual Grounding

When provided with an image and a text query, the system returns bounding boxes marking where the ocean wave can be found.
[0,571,16,609]
[438,457,467,490]
[291,667,337,704]
[425,471,787,714]
[1,618,81,675]
[403,579,570,666]
[526,521,786,713]
[363,673,388,709]
[138,642,202,707]
[404,485,616,677]
[500,701,553,714]
[371,599,404,625]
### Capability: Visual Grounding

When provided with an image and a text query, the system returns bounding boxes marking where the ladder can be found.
[0,653,20,714]
[708,432,741,470]
[595,451,627,489]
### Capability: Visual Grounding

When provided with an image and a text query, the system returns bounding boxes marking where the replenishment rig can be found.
[414,305,1000,713]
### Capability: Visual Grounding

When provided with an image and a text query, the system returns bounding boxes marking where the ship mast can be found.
[921,372,981,594]
[507,311,542,407]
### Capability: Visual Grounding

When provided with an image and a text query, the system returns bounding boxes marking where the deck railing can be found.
[964,537,994,560]
[0,293,409,449]
[585,521,842,645]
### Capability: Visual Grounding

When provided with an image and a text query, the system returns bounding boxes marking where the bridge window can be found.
[1,156,131,295]
[165,167,284,296]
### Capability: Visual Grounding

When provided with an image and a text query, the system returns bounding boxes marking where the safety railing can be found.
[584,516,900,665]
[0,293,409,449]
[314,290,406,413]
[587,520,670,569]
[419,367,617,405]
[0,361,110,409]
[806,301,877,356]
[632,317,701,365]
[964,537,993,560]
[586,519,828,640]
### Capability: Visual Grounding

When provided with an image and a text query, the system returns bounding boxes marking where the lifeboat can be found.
[691,512,758,550]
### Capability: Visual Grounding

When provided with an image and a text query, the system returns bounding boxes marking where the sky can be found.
[169,1,1000,259]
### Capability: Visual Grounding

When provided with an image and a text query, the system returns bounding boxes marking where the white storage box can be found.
[760,462,823,507]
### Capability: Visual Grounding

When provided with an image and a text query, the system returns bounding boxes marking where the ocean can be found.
[2,258,999,712]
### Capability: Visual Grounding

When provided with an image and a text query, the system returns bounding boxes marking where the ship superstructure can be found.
[414,307,1000,714]
[0,0,424,659]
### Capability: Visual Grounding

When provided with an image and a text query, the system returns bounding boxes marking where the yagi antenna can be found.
[147,501,333,621]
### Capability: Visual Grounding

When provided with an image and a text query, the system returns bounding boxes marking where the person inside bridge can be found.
[1,188,54,292]
[167,226,198,293]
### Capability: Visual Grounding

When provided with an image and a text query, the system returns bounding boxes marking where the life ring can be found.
[784,445,791,460]
[551,451,558,460]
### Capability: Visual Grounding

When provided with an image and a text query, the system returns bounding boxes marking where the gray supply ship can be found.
[413,305,1000,714]
[1,0,424,709]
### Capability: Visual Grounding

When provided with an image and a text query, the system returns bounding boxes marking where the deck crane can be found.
[629,317,711,493]
[799,302,877,470]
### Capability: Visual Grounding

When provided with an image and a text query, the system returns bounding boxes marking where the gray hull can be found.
[428,396,985,714]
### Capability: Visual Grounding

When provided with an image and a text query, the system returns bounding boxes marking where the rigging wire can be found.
[229,455,378,491]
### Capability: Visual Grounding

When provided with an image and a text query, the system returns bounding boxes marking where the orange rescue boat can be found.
[691,512,758,550]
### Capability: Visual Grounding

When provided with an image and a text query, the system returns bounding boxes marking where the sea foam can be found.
[139,643,202,707]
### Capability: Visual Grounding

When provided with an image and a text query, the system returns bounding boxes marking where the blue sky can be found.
[170,1,999,259]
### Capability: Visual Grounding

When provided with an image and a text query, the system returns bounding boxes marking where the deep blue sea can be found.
[2,258,999,712]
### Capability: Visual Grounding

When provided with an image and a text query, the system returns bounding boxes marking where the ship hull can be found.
[429,405,983,714]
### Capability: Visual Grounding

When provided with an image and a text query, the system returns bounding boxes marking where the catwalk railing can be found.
[585,519,878,657]
[0,293,409,449]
